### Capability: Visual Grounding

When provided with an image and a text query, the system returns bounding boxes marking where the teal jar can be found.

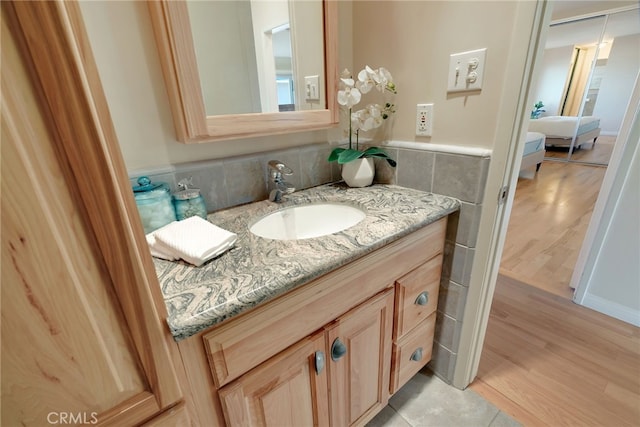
[173,179,207,221]
[132,176,177,234]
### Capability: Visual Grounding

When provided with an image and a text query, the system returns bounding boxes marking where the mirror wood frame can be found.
[148,0,339,144]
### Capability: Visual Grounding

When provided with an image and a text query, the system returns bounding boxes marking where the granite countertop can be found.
[153,183,460,341]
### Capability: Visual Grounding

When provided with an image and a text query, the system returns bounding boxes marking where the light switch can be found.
[447,48,487,93]
[304,75,320,101]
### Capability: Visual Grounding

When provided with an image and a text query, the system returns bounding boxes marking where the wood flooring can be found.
[544,135,616,164]
[472,159,640,426]
[500,161,607,298]
[471,274,640,427]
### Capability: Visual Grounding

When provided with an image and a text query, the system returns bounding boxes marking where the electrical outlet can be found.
[416,104,433,136]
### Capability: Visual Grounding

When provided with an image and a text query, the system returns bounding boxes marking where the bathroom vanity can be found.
[153,184,459,425]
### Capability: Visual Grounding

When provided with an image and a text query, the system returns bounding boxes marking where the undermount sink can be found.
[250,203,366,240]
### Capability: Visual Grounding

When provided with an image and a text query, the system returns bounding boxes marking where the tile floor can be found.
[367,369,521,427]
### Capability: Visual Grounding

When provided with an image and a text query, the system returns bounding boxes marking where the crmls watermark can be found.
[47,412,98,425]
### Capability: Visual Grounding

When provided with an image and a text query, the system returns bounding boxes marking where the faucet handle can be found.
[268,160,293,176]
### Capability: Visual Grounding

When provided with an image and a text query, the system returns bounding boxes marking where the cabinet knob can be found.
[410,347,424,362]
[315,351,325,374]
[331,338,347,361]
[415,291,429,306]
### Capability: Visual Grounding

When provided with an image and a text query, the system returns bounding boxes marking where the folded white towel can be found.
[146,227,178,261]
[152,216,237,266]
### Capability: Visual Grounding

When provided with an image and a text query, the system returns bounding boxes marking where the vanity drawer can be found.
[393,254,442,339]
[390,313,436,394]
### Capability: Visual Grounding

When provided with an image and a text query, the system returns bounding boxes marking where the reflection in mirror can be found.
[187,0,324,117]
[147,0,338,143]
[529,8,639,165]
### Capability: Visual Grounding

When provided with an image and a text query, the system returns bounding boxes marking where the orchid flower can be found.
[337,77,362,108]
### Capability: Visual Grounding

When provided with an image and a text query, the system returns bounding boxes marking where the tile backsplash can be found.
[130,141,489,386]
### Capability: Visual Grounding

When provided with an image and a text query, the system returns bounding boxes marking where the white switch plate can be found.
[416,104,433,136]
[304,75,320,101]
[447,48,487,93]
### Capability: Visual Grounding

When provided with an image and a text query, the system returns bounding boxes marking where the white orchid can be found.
[352,104,384,132]
[328,66,398,168]
[356,66,396,95]
[337,77,362,108]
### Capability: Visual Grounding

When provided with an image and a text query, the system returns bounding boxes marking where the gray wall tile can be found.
[396,149,435,192]
[299,144,334,189]
[432,153,489,203]
[174,162,228,212]
[457,201,482,248]
[428,343,457,383]
[435,312,456,350]
[223,156,268,206]
[439,280,468,320]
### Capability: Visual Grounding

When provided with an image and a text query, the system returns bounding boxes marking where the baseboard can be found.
[580,293,640,327]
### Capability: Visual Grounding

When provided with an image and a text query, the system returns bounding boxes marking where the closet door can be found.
[1,2,182,425]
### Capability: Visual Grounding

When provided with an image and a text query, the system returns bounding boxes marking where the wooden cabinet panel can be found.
[394,254,443,339]
[204,220,446,388]
[327,289,394,427]
[390,313,436,394]
[218,331,329,427]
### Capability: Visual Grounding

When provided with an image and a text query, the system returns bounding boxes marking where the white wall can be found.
[533,45,573,116]
[351,1,529,149]
[593,34,640,134]
[188,1,261,115]
[578,94,640,326]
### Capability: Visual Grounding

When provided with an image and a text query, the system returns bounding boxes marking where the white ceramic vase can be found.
[341,157,375,188]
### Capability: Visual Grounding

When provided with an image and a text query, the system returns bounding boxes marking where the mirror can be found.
[530,8,639,165]
[148,0,338,143]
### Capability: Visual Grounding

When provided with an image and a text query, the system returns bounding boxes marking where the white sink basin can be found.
[250,203,366,240]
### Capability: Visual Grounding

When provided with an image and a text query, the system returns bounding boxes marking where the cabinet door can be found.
[327,288,394,426]
[1,4,182,426]
[219,331,329,426]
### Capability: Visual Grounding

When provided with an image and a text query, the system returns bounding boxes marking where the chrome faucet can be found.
[268,160,296,203]
[267,160,295,202]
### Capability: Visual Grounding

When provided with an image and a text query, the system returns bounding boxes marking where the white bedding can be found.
[524,132,545,156]
[528,116,599,139]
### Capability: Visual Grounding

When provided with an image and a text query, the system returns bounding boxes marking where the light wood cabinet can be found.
[326,289,394,426]
[219,331,330,426]
[390,254,443,394]
[219,289,394,427]
[177,218,448,426]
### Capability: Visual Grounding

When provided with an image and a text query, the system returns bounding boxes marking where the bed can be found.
[520,131,545,174]
[528,116,600,150]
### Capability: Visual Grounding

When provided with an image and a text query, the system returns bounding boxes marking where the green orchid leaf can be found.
[337,149,365,164]
[328,147,346,162]
[362,147,397,167]
[364,147,389,157]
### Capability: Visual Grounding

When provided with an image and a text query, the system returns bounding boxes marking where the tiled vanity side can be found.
[378,147,490,384]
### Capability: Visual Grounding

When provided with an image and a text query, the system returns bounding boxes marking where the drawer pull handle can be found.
[331,338,347,361]
[411,347,424,362]
[415,291,429,306]
[315,351,325,374]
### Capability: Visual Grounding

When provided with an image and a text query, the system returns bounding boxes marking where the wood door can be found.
[327,288,394,427]
[1,2,182,425]
[218,331,329,427]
